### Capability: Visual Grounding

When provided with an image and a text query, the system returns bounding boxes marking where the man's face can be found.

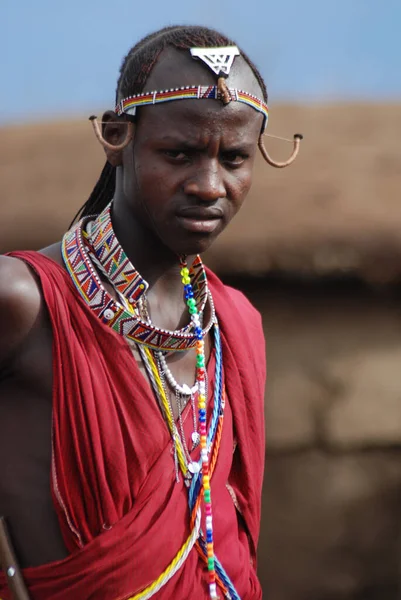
[115,48,265,256]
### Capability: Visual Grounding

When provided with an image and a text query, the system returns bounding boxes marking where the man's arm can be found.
[0,256,42,366]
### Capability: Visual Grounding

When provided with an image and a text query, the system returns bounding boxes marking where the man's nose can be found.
[183,162,226,202]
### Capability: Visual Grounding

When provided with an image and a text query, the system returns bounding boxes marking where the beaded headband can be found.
[115,85,269,131]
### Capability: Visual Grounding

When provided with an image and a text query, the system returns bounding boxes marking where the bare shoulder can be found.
[0,255,43,364]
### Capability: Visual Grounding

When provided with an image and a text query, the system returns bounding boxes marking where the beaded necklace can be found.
[157,351,198,396]
[61,209,241,599]
[135,291,201,453]
[157,353,200,451]
[132,275,238,599]
[180,257,218,598]
[85,203,209,313]
[62,218,215,352]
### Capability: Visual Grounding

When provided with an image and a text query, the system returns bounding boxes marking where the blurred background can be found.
[2,1,401,598]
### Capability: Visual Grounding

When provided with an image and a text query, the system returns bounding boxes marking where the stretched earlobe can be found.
[258,133,303,168]
[89,116,134,152]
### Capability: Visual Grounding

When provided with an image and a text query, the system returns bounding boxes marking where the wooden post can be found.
[0,518,31,600]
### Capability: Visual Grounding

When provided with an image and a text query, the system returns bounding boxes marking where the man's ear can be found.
[101,110,134,166]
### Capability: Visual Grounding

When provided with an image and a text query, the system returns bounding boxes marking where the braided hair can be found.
[74,25,267,222]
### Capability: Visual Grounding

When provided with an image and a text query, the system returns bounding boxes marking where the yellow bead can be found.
[198,394,206,403]
[198,402,206,410]
[203,475,210,486]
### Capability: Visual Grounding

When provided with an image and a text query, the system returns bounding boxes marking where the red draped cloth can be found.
[0,251,265,600]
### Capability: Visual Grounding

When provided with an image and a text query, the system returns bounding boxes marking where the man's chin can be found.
[168,231,219,257]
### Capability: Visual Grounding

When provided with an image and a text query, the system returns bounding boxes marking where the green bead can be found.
[187,298,196,308]
[189,306,197,315]
[204,489,211,503]
[208,557,215,570]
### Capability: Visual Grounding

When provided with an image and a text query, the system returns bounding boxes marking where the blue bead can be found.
[207,531,213,543]
[200,409,206,418]
[199,415,206,423]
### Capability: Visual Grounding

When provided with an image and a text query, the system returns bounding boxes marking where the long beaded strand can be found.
[180,258,219,600]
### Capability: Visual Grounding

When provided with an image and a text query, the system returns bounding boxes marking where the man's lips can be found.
[176,206,224,220]
[175,207,223,234]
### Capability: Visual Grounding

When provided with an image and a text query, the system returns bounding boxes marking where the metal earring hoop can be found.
[89,116,134,151]
[258,133,303,168]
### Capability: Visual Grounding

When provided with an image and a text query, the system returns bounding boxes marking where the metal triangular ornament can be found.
[190,46,240,76]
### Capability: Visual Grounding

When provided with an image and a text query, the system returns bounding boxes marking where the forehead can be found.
[136,96,264,143]
[142,46,264,98]
[131,46,265,137]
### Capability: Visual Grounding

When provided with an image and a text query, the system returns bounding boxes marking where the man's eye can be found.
[164,150,188,160]
[222,152,248,166]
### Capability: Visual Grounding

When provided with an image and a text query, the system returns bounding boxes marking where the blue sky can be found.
[2,0,400,124]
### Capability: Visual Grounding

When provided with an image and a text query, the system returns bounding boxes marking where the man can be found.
[0,25,300,600]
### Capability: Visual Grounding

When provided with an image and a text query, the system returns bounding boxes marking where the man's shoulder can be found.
[0,254,41,304]
[0,254,43,364]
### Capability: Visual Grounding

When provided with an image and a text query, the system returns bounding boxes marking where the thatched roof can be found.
[1,104,400,282]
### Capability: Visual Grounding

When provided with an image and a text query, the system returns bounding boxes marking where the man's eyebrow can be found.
[157,136,254,151]
[158,135,199,145]
[156,136,208,150]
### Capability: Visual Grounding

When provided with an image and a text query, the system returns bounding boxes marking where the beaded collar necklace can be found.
[62,212,214,352]
[85,202,209,315]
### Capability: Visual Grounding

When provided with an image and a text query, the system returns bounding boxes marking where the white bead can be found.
[206,516,213,528]
[188,461,201,474]
[192,431,200,445]
[104,308,114,320]
[209,583,217,597]
[7,567,15,577]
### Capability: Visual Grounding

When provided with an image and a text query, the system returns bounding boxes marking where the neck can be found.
[110,198,196,327]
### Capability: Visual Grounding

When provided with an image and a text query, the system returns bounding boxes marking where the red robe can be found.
[0,251,266,600]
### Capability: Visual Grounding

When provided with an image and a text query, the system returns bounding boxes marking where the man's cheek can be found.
[236,172,253,199]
